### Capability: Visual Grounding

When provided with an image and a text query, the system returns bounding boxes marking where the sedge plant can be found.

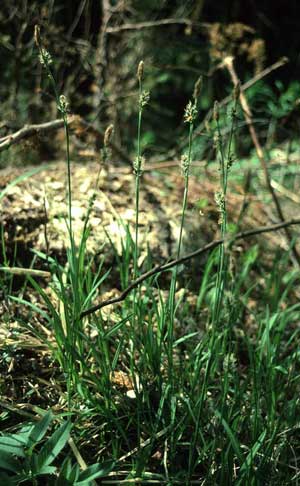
[30,26,113,408]
[5,33,300,484]
[165,77,202,470]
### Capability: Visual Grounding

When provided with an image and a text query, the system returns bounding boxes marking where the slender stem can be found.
[38,51,73,241]
[177,124,193,259]
[132,74,145,449]
[62,114,73,240]
[38,47,74,408]
[167,122,194,385]
[134,78,143,280]
[213,117,226,325]
[212,98,238,326]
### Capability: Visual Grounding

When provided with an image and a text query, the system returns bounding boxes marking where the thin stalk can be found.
[212,97,238,327]
[37,46,73,241]
[218,99,239,418]
[167,110,195,470]
[168,123,194,362]
[134,77,143,280]
[213,115,227,326]
[131,63,148,449]
[37,41,75,409]
[188,99,238,479]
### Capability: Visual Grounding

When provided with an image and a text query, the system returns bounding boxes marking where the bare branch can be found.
[0,118,66,151]
[0,115,132,165]
[106,18,206,34]
[80,218,300,318]
[0,267,51,278]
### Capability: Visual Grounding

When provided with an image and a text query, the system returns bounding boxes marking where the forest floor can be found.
[1,149,300,483]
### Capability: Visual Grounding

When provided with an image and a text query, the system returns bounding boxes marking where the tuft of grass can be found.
[1,33,300,485]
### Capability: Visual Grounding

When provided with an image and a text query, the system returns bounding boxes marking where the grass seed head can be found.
[137,60,144,82]
[181,154,190,177]
[193,76,203,101]
[215,190,225,224]
[34,25,41,47]
[213,100,219,122]
[184,100,198,124]
[133,155,145,176]
[58,95,69,114]
[104,124,114,147]
[38,47,53,67]
[139,90,150,108]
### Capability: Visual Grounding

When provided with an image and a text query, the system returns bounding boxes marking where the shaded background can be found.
[0,0,299,162]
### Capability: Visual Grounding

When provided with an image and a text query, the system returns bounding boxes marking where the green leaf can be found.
[38,420,72,469]
[75,462,115,485]
[82,269,111,309]
[238,430,267,480]
[9,295,50,322]
[215,410,244,465]
[0,436,25,457]
[30,448,57,476]
[28,410,53,448]
[56,457,79,484]
[0,451,21,473]
[274,365,288,375]
[0,472,18,486]
[173,332,199,347]
[103,314,132,339]
[36,465,56,475]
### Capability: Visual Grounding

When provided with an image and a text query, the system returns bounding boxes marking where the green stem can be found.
[134,78,143,280]
[132,76,144,448]
[168,122,194,373]
[39,50,74,409]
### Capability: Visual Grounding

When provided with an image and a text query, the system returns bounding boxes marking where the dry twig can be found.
[0,115,132,165]
[0,267,51,278]
[106,18,205,34]
[80,218,300,318]
[0,118,67,151]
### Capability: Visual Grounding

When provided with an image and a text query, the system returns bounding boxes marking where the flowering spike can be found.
[213,101,219,122]
[104,124,114,147]
[184,100,198,124]
[193,76,203,101]
[137,61,144,82]
[34,25,41,47]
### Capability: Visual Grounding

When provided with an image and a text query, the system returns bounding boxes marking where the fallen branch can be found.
[0,118,66,150]
[80,218,300,318]
[106,18,206,34]
[0,114,132,165]
[223,55,300,266]
[0,267,51,278]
